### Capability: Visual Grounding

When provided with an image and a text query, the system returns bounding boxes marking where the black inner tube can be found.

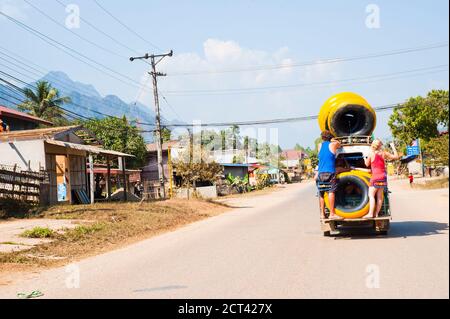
[335,175,369,213]
[330,104,376,136]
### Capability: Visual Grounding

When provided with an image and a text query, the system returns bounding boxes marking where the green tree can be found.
[220,130,227,150]
[154,127,172,143]
[422,134,449,166]
[18,81,72,126]
[230,125,241,149]
[82,116,147,168]
[388,90,449,144]
[302,137,321,169]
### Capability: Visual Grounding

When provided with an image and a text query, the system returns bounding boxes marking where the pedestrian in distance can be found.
[315,130,341,220]
[409,173,414,186]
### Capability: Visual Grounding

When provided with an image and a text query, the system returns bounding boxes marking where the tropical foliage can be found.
[422,134,449,166]
[388,90,449,144]
[226,173,250,193]
[82,116,147,168]
[255,172,270,190]
[153,127,172,143]
[18,81,71,126]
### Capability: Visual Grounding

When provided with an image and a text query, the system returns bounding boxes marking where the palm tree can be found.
[18,81,71,125]
[230,125,240,150]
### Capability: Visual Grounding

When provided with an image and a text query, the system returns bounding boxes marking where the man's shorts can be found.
[316,172,338,197]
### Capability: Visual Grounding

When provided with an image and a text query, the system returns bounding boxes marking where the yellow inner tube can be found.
[318,92,376,136]
[324,170,372,219]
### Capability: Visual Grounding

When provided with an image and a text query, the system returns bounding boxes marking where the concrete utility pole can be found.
[130,50,173,199]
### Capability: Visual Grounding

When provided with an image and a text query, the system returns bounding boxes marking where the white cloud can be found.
[203,39,243,64]
[138,38,341,149]
[0,0,29,20]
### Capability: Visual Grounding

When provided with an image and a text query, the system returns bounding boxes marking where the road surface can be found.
[0,181,448,299]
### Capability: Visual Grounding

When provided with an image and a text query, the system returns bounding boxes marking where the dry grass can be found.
[219,184,283,199]
[0,199,229,272]
[412,178,449,190]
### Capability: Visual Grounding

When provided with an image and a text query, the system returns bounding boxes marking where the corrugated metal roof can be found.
[0,105,54,126]
[45,140,134,158]
[222,163,250,167]
[0,125,81,141]
[146,140,179,152]
[0,125,103,147]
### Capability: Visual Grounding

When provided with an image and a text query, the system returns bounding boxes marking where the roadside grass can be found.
[21,227,55,239]
[0,199,229,269]
[219,184,283,199]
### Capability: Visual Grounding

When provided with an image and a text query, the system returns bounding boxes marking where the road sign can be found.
[407,146,420,156]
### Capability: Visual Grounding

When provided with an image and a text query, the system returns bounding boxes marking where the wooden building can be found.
[0,125,133,205]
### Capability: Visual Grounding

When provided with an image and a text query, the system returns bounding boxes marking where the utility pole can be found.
[130,50,173,199]
[418,138,426,178]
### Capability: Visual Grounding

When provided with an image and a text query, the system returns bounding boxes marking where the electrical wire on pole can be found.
[136,103,405,130]
[130,50,174,199]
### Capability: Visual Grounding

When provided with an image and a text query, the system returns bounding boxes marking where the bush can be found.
[65,223,106,240]
[256,173,271,190]
[75,223,105,235]
[21,227,54,238]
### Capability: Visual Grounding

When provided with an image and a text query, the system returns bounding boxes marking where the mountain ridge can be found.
[0,71,183,130]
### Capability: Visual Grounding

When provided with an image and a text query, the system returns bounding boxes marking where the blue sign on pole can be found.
[407,146,420,156]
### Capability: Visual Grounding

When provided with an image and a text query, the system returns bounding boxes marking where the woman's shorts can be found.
[370,178,387,189]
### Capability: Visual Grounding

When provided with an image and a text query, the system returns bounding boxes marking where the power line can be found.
[160,93,183,122]
[0,11,151,91]
[0,70,118,119]
[92,0,163,52]
[168,41,449,76]
[0,90,24,103]
[54,0,147,61]
[0,51,142,114]
[23,0,128,59]
[0,78,91,121]
[138,103,404,129]
[162,64,449,96]
[0,47,149,113]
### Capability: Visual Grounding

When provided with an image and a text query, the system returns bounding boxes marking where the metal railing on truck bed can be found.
[336,136,373,146]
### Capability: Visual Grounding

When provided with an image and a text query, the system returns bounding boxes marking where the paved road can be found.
[0,181,448,298]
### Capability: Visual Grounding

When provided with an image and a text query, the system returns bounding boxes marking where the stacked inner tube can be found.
[324,170,371,219]
[318,92,376,137]
[319,92,376,219]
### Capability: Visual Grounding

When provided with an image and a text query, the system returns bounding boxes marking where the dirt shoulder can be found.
[0,198,230,281]
[388,176,449,192]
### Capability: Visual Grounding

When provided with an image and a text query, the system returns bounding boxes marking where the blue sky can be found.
[0,0,448,148]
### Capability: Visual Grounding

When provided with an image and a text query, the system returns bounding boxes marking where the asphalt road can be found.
[0,181,448,299]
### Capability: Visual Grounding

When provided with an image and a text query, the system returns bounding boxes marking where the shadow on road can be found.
[389,221,449,238]
[334,221,448,239]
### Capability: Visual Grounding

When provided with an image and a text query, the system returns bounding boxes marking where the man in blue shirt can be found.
[315,130,341,220]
